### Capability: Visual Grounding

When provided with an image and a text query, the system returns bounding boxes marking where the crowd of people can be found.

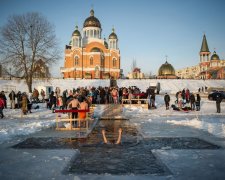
[165,88,201,112]
[0,85,223,119]
[0,90,32,118]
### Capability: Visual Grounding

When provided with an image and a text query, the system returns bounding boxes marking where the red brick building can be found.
[61,9,121,79]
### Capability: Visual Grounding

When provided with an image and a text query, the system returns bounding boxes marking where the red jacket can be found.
[0,98,5,108]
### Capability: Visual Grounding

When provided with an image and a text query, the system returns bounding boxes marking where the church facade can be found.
[61,9,121,79]
[176,34,225,79]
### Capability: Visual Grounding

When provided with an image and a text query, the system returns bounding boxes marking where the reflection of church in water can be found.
[61,9,121,79]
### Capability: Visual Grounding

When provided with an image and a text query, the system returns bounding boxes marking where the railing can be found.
[55,107,95,131]
[121,94,148,109]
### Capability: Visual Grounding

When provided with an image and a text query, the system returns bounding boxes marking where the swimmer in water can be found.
[102,128,122,144]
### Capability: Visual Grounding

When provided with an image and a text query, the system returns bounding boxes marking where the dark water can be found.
[12,119,220,175]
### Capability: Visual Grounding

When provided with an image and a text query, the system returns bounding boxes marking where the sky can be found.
[1,0,225,77]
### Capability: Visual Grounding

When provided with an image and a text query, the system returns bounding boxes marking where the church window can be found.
[96,30,99,38]
[90,57,93,65]
[101,56,104,66]
[75,56,79,65]
[75,38,78,47]
[113,58,116,67]
[113,41,116,49]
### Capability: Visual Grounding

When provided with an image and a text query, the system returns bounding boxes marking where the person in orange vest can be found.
[78,98,89,128]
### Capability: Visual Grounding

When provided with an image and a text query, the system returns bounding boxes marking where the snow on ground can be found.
[0,103,107,144]
[0,103,56,143]
[123,95,225,138]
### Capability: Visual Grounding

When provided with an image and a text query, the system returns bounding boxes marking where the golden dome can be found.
[211,51,220,60]
[108,28,118,39]
[72,25,81,36]
[83,9,101,28]
[158,61,175,76]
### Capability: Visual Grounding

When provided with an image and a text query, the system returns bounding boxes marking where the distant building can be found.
[127,67,145,79]
[176,65,200,79]
[176,34,225,79]
[61,9,121,79]
[157,61,177,79]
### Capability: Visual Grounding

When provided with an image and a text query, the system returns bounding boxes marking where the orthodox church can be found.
[176,34,225,79]
[61,9,121,79]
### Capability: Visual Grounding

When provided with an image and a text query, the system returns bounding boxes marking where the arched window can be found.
[75,38,78,47]
[113,58,116,67]
[75,56,79,65]
[101,53,104,66]
[90,57,93,65]
[96,30,99,38]
[113,41,116,49]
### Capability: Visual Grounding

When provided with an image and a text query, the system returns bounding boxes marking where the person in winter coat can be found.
[32,88,39,102]
[57,96,63,110]
[1,91,7,109]
[21,93,28,115]
[50,92,57,112]
[185,89,190,103]
[111,88,118,104]
[190,93,196,110]
[164,93,170,110]
[196,94,201,111]
[177,92,183,109]
[150,94,156,108]
[215,92,222,113]
[16,91,22,108]
[9,90,16,109]
[41,89,46,102]
[0,95,5,118]
[62,89,68,110]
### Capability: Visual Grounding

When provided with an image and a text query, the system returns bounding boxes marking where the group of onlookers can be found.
[164,88,222,113]
[163,89,201,111]
[0,85,223,119]
[0,90,32,118]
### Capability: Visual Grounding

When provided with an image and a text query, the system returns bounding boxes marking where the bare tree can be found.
[0,12,60,92]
